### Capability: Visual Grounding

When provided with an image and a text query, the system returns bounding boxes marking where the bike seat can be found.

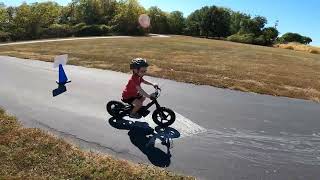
[121,99,133,107]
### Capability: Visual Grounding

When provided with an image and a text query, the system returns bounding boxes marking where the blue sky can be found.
[1,0,319,45]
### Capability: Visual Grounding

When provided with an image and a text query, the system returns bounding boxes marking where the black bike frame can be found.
[144,99,161,110]
[123,90,161,112]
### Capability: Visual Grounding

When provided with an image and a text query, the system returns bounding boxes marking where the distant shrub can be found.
[253,35,266,45]
[42,24,73,38]
[0,31,11,42]
[99,25,112,35]
[73,23,86,32]
[8,27,27,41]
[227,33,255,44]
[74,24,111,37]
[227,33,268,46]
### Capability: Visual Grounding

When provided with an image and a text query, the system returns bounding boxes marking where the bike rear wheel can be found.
[106,101,125,117]
[152,107,176,127]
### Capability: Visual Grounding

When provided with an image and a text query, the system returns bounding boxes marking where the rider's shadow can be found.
[108,117,180,167]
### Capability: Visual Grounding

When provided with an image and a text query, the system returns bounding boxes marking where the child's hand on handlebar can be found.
[149,93,157,100]
[153,84,160,90]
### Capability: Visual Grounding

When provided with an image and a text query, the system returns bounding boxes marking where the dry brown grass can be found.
[275,42,320,54]
[1,36,320,102]
[0,108,193,180]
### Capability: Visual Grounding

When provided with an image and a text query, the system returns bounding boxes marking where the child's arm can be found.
[136,85,151,98]
[143,79,158,88]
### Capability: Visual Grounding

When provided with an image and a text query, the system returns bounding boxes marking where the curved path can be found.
[0,56,319,180]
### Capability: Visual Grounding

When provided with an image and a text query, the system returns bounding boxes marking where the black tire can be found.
[106,101,125,117]
[152,107,176,127]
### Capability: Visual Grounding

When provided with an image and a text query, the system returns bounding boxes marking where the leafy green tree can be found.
[167,11,185,34]
[239,16,267,36]
[60,0,81,25]
[0,3,11,41]
[278,32,312,44]
[0,3,9,31]
[208,6,231,37]
[112,0,146,35]
[72,0,104,25]
[0,0,310,47]
[71,0,99,24]
[32,2,61,27]
[185,9,202,36]
[59,5,74,24]
[72,0,117,25]
[302,36,312,44]
[10,2,61,39]
[252,16,267,31]
[10,3,33,39]
[99,0,118,25]
[185,6,231,37]
[229,11,250,34]
[262,27,279,45]
[198,6,211,37]
[148,6,169,34]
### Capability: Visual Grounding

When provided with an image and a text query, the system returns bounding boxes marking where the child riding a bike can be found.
[122,58,159,119]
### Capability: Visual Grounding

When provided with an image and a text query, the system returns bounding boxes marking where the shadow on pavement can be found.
[108,117,180,167]
[52,84,67,97]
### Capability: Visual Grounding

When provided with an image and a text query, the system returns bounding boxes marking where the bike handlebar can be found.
[153,87,161,99]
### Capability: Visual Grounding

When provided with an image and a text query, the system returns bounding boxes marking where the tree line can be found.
[0,0,312,45]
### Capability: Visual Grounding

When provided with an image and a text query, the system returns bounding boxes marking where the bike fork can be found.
[155,101,168,120]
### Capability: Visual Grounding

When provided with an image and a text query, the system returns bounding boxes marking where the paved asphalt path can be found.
[0,56,319,180]
[0,34,169,47]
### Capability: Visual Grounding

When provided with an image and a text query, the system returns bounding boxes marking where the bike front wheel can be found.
[152,107,176,127]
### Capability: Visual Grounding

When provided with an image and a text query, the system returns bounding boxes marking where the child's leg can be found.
[131,99,143,114]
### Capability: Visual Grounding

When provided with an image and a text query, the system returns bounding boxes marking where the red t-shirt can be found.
[122,74,144,99]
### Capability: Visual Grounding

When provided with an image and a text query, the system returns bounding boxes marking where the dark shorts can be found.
[122,95,143,104]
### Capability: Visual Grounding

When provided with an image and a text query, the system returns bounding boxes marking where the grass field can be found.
[0,108,193,179]
[0,36,320,102]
